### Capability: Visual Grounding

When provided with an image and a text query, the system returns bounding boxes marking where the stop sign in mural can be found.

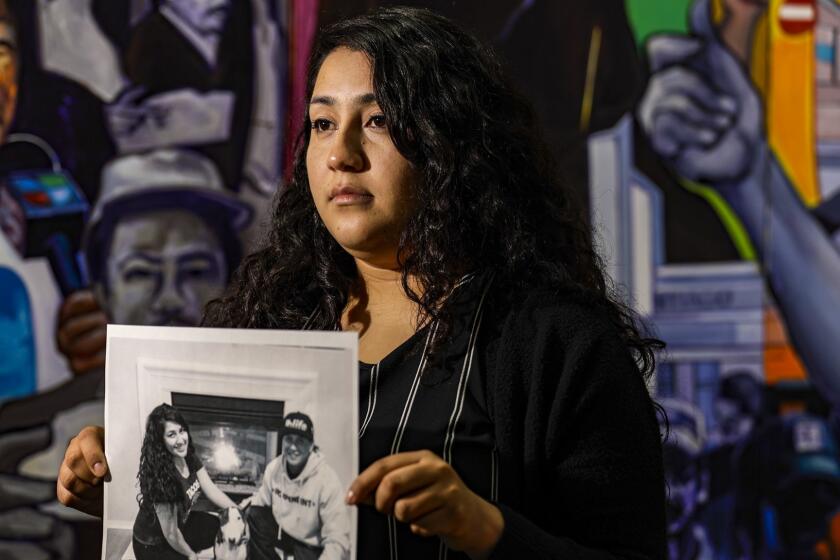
[778,0,817,34]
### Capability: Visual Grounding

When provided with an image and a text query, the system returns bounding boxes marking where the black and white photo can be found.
[101,325,357,560]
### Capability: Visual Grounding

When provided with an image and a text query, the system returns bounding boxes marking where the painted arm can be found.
[155,502,198,560]
[637,0,840,405]
[717,150,840,405]
[197,467,237,510]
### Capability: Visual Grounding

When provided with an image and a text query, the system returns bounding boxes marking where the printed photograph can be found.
[101,326,357,560]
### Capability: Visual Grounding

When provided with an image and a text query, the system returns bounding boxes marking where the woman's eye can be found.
[367,114,387,129]
[311,118,334,132]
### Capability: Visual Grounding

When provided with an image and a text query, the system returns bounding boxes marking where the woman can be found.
[58,7,666,558]
[132,403,239,560]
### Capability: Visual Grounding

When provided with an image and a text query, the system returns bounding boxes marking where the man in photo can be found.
[246,412,351,560]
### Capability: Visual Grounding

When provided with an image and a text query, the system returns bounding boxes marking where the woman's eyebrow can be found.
[310,93,377,106]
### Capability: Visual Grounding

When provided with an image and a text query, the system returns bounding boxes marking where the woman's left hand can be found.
[346,450,504,559]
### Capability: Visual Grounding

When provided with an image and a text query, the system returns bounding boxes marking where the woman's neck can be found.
[354,258,411,308]
[342,258,423,363]
[173,456,188,476]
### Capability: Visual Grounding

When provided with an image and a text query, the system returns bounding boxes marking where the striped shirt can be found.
[357,275,496,560]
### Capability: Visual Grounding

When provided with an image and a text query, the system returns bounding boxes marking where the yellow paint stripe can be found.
[580,25,602,133]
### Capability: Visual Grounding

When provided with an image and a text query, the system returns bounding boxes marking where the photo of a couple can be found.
[131,404,349,560]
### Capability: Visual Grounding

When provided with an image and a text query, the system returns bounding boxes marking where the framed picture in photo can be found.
[101,325,358,560]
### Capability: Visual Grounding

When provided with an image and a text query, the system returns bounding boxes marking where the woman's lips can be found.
[330,186,373,206]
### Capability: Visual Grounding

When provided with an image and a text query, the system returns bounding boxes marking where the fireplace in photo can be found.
[171,392,285,498]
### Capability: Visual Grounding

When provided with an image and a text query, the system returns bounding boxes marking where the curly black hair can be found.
[137,403,197,507]
[203,6,661,378]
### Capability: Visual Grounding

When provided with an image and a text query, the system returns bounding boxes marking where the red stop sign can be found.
[778,0,817,35]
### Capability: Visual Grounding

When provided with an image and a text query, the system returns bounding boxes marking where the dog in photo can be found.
[214,507,249,560]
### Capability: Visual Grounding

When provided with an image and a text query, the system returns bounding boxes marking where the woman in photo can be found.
[132,403,239,560]
[59,6,666,558]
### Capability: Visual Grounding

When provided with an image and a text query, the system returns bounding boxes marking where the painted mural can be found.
[627,0,840,557]
[1,0,839,558]
[0,0,317,556]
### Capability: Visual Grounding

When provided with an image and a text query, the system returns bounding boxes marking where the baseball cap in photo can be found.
[283,412,314,442]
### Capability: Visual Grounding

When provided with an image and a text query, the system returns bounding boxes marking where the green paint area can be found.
[625,0,694,48]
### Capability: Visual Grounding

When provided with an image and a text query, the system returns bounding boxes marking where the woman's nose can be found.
[327,128,364,172]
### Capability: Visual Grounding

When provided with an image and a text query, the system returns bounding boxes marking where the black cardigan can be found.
[480,287,666,559]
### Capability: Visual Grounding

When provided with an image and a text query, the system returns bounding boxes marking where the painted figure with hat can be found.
[243,411,351,560]
[56,147,251,375]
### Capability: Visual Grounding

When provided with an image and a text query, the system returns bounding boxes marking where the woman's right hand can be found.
[56,425,108,517]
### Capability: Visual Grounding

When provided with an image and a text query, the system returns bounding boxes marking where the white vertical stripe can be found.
[388,322,437,560]
[437,274,494,560]
[441,274,494,464]
[359,363,379,438]
[491,446,499,502]
[390,323,438,455]
[388,514,399,560]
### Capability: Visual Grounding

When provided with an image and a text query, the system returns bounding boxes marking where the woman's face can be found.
[306,48,417,268]
[162,420,189,459]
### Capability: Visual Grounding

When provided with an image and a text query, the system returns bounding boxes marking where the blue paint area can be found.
[7,171,87,219]
[762,504,780,554]
[0,267,36,399]
[817,43,836,64]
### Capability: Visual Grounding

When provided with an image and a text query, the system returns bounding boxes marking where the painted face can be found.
[282,433,313,470]
[163,420,189,459]
[306,48,418,269]
[166,0,230,35]
[712,398,754,446]
[103,209,228,326]
[0,18,18,144]
[664,449,701,535]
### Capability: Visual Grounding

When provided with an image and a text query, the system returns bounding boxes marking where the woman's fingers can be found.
[407,506,455,537]
[59,424,107,488]
[76,425,108,478]
[373,462,444,514]
[57,426,107,516]
[347,450,432,505]
[56,471,103,516]
[57,460,99,496]
[392,483,447,524]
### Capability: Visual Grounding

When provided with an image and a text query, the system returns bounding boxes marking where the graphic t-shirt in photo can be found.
[132,454,205,545]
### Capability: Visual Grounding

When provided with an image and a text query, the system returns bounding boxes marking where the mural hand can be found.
[638,0,765,188]
[56,290,106,376]
[106,86,152,139]
[56,425,106,517]
[110,88,235,153]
